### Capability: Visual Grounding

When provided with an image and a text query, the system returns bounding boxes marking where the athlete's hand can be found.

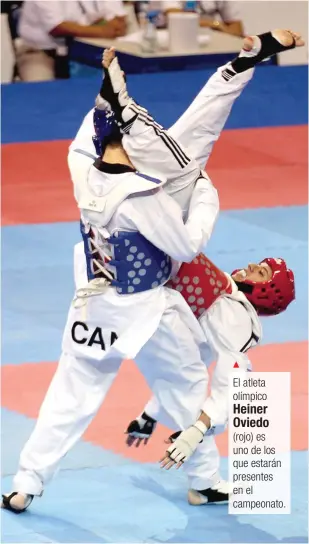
[125,413,157,447]
[160,422,207,470]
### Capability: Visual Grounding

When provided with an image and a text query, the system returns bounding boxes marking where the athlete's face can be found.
[232,262,273,283]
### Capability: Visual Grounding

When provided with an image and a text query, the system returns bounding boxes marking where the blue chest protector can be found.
[81,223,172,295]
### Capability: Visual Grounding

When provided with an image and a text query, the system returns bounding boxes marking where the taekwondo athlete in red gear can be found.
[127,253,295,503]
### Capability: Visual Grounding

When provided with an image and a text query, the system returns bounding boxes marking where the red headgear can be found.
[232,258,295,316]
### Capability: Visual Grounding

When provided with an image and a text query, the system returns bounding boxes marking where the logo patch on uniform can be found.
[71,321,118,350]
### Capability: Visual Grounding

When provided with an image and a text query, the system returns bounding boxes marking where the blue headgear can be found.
[92,107,121,157]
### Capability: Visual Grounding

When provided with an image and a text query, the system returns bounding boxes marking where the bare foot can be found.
[272,29,305,48]
[102,47,116,69]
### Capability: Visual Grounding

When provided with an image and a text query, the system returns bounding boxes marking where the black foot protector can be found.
[2,492,33,514]
[231,31,296,73]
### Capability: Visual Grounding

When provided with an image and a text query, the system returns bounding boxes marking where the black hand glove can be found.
[125,412,157,447]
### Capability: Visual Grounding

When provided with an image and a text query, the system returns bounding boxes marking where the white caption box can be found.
[228,372,291,515]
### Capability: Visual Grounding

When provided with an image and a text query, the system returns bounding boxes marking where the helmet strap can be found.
[234,281,254,294]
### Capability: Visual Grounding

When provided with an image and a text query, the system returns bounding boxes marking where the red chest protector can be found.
[167,254,232,319]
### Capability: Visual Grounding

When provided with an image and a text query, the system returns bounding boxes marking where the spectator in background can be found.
[1,1,24,82]
[17,0,127,81]
[135,1,244,36]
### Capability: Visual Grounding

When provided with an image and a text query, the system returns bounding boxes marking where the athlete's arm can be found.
[122,173,219,262]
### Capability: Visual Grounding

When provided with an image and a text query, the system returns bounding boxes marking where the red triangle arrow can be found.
[233,362,239,368]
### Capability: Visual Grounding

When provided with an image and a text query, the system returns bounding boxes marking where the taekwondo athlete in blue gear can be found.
[3,47,223,513]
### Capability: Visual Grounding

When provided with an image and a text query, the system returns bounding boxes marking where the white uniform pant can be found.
[168,64,254,170]
[13,292,215,495]
[134,312,219,491]
[122,63,254,212]
[14,63,254,496]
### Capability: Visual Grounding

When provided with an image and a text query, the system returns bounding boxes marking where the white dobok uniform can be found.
[144,275,262,432]
[13,63,255,496]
